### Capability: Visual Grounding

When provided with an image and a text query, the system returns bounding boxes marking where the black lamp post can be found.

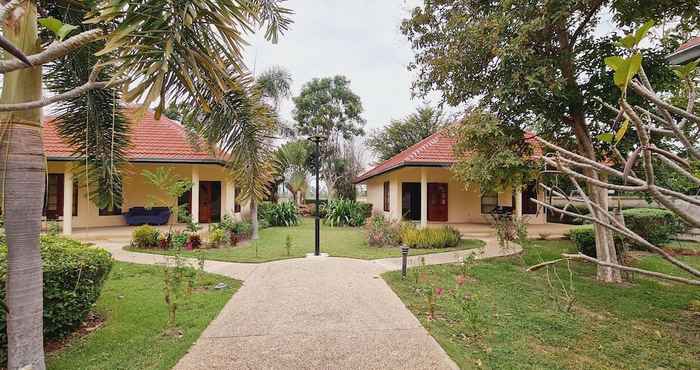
[308,131,326,256]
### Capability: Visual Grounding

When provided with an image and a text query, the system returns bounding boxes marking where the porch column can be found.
[515,189,523,220]
[191,166,200,223]
[62,170,73,235]
[223,179,235,217]
[420,168,428,228]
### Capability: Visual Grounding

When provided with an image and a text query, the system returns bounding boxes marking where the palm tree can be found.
[256,66,295,137]
[186,80,277,240]
[0,1,291,369]
[276,140,311,205]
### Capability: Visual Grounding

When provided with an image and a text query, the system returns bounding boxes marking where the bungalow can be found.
[44,109,246,235]
[354,130,546,226]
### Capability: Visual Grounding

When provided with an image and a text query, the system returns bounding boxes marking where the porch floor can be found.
[67,223,213,242]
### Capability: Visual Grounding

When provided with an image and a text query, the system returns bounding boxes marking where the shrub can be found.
[263,201,301,227]
[622,208,688,246]
[132,225,161,248]
[323,199,367,227]
[365,214,401,247]
[566,225,596,257]
[257,201,275,223]
[400,226,462,249]
[357,202,373,218]
[171,231,189,250]
[0,236,113,362]
[186,234,202,250]
[208,228,226,247]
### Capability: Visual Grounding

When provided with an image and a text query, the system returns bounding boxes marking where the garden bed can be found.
[127,218,484,263]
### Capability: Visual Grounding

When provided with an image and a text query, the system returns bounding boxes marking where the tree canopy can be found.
[292,75,366,141]
[366,106,446,161]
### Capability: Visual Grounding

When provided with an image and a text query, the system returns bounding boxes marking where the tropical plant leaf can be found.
[597,132,614,143]
[39,17,78,41]
[615,118,630,144]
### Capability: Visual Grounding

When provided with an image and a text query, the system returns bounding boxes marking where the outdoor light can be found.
[308,127,327,256]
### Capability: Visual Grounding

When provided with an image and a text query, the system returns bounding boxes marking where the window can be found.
[481,192,499,214]
[99,206,122,216]
[234,186,241,213]
[383,182,390,212]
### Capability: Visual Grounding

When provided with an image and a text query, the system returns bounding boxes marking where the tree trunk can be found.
[250,197,259,240]
[557,23,622,283]
[0,3,48,369]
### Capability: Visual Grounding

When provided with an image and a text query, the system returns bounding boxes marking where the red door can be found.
[45,174,64,220]
[428,183,448,222]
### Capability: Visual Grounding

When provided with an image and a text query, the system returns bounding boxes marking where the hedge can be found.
[400,226,462,249]
[622,208,687,246]
[0,236,113,363]
[566,208,688,256]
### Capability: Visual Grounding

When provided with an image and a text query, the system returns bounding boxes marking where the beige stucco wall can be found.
[47,161,249,229]
[362,166,546,224]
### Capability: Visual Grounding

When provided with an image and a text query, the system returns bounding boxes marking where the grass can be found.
[384,239,700,370]
[127,218,484,263]
[47,262,240,370]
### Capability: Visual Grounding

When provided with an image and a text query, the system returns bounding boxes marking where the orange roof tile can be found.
[355,130,542,183]
[678,36,700,51]
[44,109,225,164]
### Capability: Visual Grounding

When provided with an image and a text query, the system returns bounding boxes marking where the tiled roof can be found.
[354,130,456,183]
[44,109,224,163]
[678,36,700,51]
[354,130,542,183]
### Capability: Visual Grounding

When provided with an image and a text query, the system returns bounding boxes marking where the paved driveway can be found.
[90,237,518,370]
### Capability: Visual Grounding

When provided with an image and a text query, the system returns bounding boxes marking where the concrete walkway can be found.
[88,237,519,370]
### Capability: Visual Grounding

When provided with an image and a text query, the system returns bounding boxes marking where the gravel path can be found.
[88,237,519,370]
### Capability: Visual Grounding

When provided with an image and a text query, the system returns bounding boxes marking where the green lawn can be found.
[384,239,700,369]
[47,262,240,370]
[127,218,484,263]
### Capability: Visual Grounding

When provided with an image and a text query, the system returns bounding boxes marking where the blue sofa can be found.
[124,207,171,226]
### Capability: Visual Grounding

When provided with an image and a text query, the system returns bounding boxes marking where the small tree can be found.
[142,167,193,234]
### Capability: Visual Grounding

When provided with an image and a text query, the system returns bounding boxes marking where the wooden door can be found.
[199,182,212,223]
[428,183,448,222]
[45,174,64,220]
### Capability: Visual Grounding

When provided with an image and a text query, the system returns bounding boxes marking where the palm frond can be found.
[88,0,293,117]
[43,1,129,210]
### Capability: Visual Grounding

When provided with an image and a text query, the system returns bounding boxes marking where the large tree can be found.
[366,106,445,161]
[401,0,695,283]
[0,1,291,368]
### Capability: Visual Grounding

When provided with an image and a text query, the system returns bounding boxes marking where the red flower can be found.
[434,287,444,297]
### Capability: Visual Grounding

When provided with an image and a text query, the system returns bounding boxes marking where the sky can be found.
[243,0,435,138]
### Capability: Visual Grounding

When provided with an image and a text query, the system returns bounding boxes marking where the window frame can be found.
[383,181,390,212]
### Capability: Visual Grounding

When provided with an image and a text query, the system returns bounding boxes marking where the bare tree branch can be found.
[0,29,103,74]
[562,253,700,286]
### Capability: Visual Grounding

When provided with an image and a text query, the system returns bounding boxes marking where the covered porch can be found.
[363,166,547,226]
[44,161,246,235]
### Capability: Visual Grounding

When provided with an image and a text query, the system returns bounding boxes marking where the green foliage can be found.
[208,228,226,247]
[323,199,367,227]
[171,231,189,251]
[220,215,252,239]
[88,0,292,116]
[293,76,366,141]
[0,236,113,361]
[259,201,300,227]
[46,221,60,236]
[566,225,597,257]
[365,214,402,247]
[132,225,161,248]
[401,226,462,249]
[622,208,688,246]
[450,110,538,192]
[39,17,78,41]
[43,2,130,211]
[366,106,446,161]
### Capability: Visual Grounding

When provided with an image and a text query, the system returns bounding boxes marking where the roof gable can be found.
[44,109,224,164]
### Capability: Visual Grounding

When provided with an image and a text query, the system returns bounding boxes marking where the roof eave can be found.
[47,156,227,166]
[667,44,700,65]
[353,161,452,184]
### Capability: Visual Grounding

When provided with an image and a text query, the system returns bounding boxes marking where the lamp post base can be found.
[305,252,329,258]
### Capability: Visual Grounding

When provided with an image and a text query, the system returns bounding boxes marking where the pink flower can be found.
[434,287,444,297]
